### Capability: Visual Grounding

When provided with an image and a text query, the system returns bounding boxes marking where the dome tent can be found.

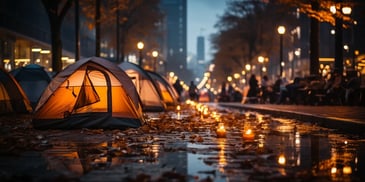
[146,70,179,107]
[33,57,144,129]
[0,67,32,114]
[10,64,52,109]
[119,62,166,112]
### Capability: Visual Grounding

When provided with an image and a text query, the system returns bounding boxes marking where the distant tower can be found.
[197,36,205,62]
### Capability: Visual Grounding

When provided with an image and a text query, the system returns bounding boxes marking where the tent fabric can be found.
[10,64,52,109]
[146,70,179,106]
[33,57,144,129]
[0,68,32,114]
[73,68,101,110]
[119,62,166,112]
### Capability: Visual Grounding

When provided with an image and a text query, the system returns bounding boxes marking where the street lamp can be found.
[258,56,264,77]
[152,50,158,71]
[137,41,144,66]
[277,26,286,77]
[331,4,352,74]
[241,70,246,85]
[245,64,251,86]
[245,64,251,72]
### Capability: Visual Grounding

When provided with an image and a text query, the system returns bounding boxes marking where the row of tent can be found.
[1,57,180,129]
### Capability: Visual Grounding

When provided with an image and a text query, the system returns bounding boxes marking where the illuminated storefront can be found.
[0,33,75,72]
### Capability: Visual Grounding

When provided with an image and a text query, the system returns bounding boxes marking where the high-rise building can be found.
[197,36,205,62]
[160,0,188,81]
[193,35,209,81]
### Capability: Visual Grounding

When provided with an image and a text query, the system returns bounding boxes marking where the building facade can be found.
[0,0,102,72]
[160,0,188,81]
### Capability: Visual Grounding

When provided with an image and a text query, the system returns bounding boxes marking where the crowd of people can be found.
[173,79,215,103]
[217,70,364,106]
[173,71,364,106]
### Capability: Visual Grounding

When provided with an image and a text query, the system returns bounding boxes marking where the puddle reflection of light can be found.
[176,105,182,120]
[258,134,265,149]
[218,138,227,172]
[295,132,300,146]
[276,125,295,133]
[177,112,181,120]
[295,131,301,166]
[257,115,263,123]
[151,144,160,158]
[328,140,355,180]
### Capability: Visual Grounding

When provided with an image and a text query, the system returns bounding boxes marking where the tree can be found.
[41,0,73,73]
[277,0,355,75]
[95,0,101,56]
[81,0,162,62]
[116,0,162,62]
[211,0,296,84]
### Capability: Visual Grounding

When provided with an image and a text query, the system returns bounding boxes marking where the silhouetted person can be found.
[247,74,259,103]
[260,75,272,103]
[344,71,361,105]
[173,78,183,101]
[325,71,344,105]
[219,81,229,102]
[188,81,199,101]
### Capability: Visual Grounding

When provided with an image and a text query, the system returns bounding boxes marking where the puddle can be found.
[1,105,364,181]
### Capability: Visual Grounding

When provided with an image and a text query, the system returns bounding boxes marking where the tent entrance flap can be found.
[73,68,100,110]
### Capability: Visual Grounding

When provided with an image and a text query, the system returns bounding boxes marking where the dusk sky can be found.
[187,0,228,61]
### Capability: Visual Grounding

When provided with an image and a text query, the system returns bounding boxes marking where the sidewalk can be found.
[217,102,365,134]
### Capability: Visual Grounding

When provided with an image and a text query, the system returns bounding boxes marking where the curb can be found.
[218,103,365,135]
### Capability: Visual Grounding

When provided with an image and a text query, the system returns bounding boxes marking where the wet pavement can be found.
[217,103,365,134]
[0,102,365,181]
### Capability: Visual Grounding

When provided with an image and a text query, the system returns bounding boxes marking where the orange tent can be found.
[0,68,32,114]
[146,70,179,107]
[33,57,144,129]
[119,62,166,112]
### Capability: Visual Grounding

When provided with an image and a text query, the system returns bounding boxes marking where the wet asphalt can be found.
[217,102,365,135]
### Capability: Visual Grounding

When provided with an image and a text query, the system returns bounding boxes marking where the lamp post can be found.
[258,56,264,78]
[137,41,144,66]
[245,64,251,73]
[152,50,158,71]
[331,4,352,74]
[341,6,354,69]
[241,70,246,86]
[245,64,251,86]
[277,26,285,77]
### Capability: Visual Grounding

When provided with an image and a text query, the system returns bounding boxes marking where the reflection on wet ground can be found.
[0,102,364,181]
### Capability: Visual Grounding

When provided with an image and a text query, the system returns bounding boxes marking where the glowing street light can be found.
[277,25,286,77]
[331,4,352,74]
[152,50,158,71]
[245,64,251,72]
[258,56,264,77]
[342,6,352,15]
[137,41,144,66]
